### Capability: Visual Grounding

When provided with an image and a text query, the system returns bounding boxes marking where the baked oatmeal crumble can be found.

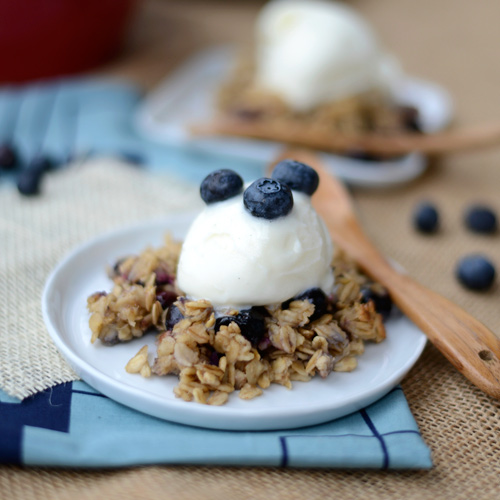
[87,238,388,405]
[216,50,415,143]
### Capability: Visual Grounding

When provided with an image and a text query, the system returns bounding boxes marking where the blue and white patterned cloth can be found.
[0,382,430,468]
[0,79,431,469]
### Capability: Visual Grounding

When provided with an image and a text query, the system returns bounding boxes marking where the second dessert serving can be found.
[214,0,421,157]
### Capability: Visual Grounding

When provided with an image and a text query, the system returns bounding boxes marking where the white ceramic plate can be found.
[42,213,426,431]
[135,46,453,188]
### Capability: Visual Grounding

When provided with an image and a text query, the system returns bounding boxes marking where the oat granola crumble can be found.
[87,238,388,405]
[216,50,417,145]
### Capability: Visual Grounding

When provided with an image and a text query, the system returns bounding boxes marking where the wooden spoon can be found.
[193,119,500,156]
[270,149,500,400]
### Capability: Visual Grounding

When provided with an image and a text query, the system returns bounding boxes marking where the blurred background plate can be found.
[136,46,453,188]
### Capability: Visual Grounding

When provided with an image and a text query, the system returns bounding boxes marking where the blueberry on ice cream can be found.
[176,163,334,308]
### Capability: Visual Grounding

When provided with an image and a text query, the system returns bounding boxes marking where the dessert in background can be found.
[88,161,390,405]
[254,0,399,114]
[216,0,421,156]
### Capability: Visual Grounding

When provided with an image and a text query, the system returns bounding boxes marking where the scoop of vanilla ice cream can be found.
[255,0,401,112]
[177,190,334,309]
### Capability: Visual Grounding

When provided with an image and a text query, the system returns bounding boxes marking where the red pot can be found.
[0,0,137,83]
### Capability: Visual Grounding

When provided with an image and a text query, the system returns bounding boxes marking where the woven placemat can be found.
[1,153,500,498]
[0,158,202,399]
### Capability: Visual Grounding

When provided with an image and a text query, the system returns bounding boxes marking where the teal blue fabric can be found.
[0,79,431,468]
[1,382,431,468]
[0,79,264,184]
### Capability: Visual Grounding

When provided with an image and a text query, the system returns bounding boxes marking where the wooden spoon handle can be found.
[192,119,500,156]
[343,230,500,399]
[386,272,500,398]
[311,159,500,400]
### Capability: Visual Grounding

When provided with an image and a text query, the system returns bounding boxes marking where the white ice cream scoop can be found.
[176,188,334,309]
[255,0,402,112]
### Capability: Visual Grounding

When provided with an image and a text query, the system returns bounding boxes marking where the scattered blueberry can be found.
[413,202,439,233]
[271,159,319,195]
[243,178,293,220]
[294,287,328,321]
[456,255,496,291]
[200,169,243,204]
[464,205,497,234]
[16,168,44,196]
[0,143,19,170]
[119,151,145,166]
[360,287,393,320]
[29,155,56,173]
[165,304,184,330]
[215,307,267,346]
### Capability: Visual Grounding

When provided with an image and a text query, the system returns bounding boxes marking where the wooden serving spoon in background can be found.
[193,120,500,156]
[270,149,500,400]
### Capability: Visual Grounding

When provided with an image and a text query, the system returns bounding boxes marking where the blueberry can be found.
[119,151,145,166]
[112,257,128,277]
[200,169,243,204]
[0,143,19,170]
[360,287,393,320]
[399,105,422,133]
[215,307,267,346]
[209,350,222,365]
[456,255,496,291]
[165,304,184,330]
[271,159,319,195]
[243,178,293,220]
[156,290,177,309]
[16,168,44,196]
[413,202,439,233]
[29,155,56,172]
[464,205,497,234]
[155,269,174,285]
[294,287,328,321]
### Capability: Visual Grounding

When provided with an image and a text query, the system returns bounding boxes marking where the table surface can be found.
[3,1,500,499]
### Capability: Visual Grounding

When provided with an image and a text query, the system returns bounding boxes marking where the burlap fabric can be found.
[2,150,500,500]
[2,0,500,497]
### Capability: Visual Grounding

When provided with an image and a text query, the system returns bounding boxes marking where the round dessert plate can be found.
[42,214,427,431]
[135,46,453,188]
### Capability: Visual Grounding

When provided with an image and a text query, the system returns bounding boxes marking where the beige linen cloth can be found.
[0,158,202,398]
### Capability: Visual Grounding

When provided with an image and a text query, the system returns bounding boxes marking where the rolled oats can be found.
[207,390,229,406]
[89,240,389,405]
[239,383,263,400]
[217,52,412,141]
[125,345,151,377]
[334,356,358,372]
